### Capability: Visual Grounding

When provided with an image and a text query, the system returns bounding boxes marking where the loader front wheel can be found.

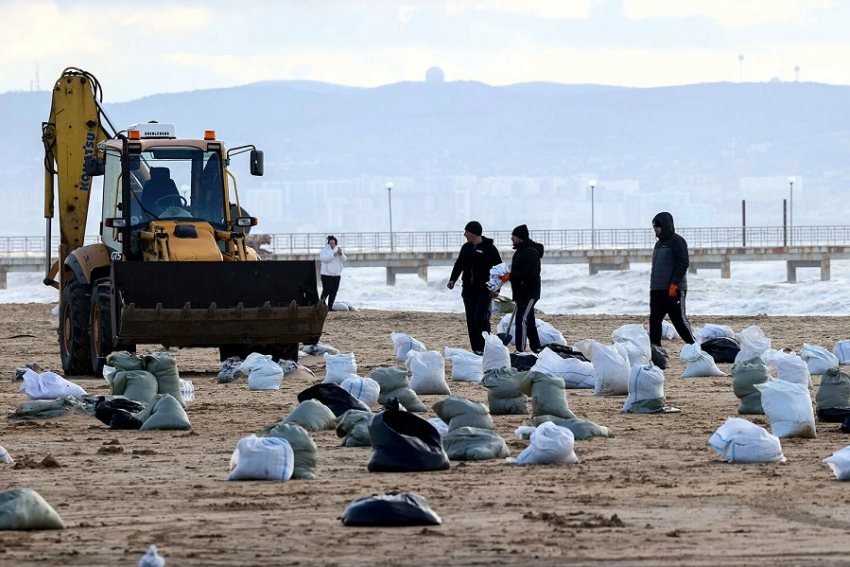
[59,279,92,376]
[268,343,299,363]
[90,280,113,377]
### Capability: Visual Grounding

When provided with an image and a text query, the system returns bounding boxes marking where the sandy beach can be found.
[1,303,850,566]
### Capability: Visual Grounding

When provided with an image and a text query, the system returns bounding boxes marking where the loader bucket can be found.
[110,261,327,348]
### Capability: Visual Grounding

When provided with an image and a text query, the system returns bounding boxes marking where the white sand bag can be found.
[774,350,812,388]
[482,332,511,371]
[834,340,850,365]
[680,343,726,378]
[735,325,771,363]
[506,421,578,465]
[754,380,816,438]
[531,348,595,389]
[406,350,450,395]
[427,417,450,438]
[536,321,567,347]
[801,344,839,375]
[18,369,86,400]
[323,352,357,385]
[228,434,295,481]
[444,347,484,382]
[240,353,284,390]
[340,375,381,408]
[611,324,651,366]
[390,333,426,363]
[707,417,786,463]
[823,446,850,481]
[694,324,734,344]
[574,339,630,396]
[0,445,12,464]
[661,320,678,340]
[622,364,666,412]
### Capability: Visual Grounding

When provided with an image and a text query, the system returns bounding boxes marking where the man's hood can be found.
[653,212,675,239]
[514,238,545,258]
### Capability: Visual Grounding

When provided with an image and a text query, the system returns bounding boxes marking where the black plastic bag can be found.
[297,383,370,417]
[342,491,442,526]
[109,410,143,430]
[651,344,669,370]
[817,407,850,423]
[701,337,741,364]
[367,399,450,472]
[94,397,146,426]
[843,415,850,434]
[545,344,590,362]
[510,352,538,371]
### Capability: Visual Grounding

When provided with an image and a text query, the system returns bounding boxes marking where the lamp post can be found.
[788,176,796,246]
[386,181,394,252]
[589,179,596,249]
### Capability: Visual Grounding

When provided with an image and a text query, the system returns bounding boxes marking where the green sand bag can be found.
[732,356,769,415]
[442,427,509,461]
[258,422,318,479]
[522,416,615,440]
[816,368,850,410]
[137,394,192,430]
[283,399,338,430]
[0,488,65,530]
[431,395,492,432]
[517,370,576,419]
[336,410,374,447]
[481,368,528,415]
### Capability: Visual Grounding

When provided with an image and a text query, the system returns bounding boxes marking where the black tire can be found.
[90,280,114,377]
[59,279,92,376]
[268,343,299,362]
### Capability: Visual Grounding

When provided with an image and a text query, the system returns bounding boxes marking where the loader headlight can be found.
[105,218,127,228]
[236,217,258,227]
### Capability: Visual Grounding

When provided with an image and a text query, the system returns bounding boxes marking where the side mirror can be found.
[250,149,264,176]
[84,157,105,176]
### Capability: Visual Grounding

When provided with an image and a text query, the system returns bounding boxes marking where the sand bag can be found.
[755,380,816,438]
[336,410,374,447]
[574,339,630,396]
[531,348,594,389]
[482,332,511,370]
[444,347,484,382]
[427,417,450,438]
[834,340,850,365]
[283,399,338,430]
[0,445,13,465]
[406,350,450,395]
[302,342,340,356]
[390,333,426,363]
[816,368,850,410]
[623,364,668,413]
[110,370,158,404]
[801,344,839,376]
[774,350,812,387]
[481,367,528,415]
[612,324,651,366]
[297,383,370,417]
[342,492,441,526]
[8,397,86,420]
[731,356,769,414]
[701,337,741,363]
[370,366,427,413]
[228,434,294,481]
[106,350,145,371]
[517,370,576,419]
[521,416,615,440]
[0,488,65,531]
[694,324,734,343]
[442,427,510,461]
[707,417,786,463]
[536,320,568,347]
[431,395,493,432]
[661,320,678,340]
[218,356,243,383]
[367,400,451,472]
[341,375,381,408]
[143,352,185,406]
[239,353,284,391]
[680,343,726,378]
[735,325,771,363]
[507,421,578,465]
[257,422,318,479]
[137,394,192,430]
[18,369,86,400]
[823,446,850,481]
[279,360,316,381]
[323,352,357,385]
[651,344,669,370]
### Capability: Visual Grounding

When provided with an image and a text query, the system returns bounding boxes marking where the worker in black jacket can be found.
[448,221,503,353]
[509,224,545,353]
[649,212,696,347]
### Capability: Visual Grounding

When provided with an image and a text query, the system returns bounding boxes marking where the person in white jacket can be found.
[319,235,346,310]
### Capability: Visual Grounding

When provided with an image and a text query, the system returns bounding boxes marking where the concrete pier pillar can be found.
[821,258,831,281]
[0,268,6,290]
[386,268,396,286]
[721,257,731,279]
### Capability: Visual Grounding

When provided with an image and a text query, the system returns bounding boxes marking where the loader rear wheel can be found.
[90,280,113,377]
[59,279,92,376]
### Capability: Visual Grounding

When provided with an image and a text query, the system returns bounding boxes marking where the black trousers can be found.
[649,289,695,346]
[321,275,341,310]
[514,298,541,353]
[462,291,493,352]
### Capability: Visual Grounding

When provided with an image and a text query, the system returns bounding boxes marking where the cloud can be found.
[398,5,420,22]
[445,0,592,20]
[621,0,833,29]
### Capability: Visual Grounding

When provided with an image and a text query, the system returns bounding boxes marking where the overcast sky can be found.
[3,0,849,101]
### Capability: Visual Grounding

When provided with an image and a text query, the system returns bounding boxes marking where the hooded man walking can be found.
[509,224,545,353]
[448,221,503,354]
[649,212,696,347]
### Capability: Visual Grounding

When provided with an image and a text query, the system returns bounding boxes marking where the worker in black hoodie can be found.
[448,221,503,353]
[508,224,545,353]
[649,212,696,347]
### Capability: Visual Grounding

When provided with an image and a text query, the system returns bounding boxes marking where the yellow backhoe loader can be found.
[42,67,327,375]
